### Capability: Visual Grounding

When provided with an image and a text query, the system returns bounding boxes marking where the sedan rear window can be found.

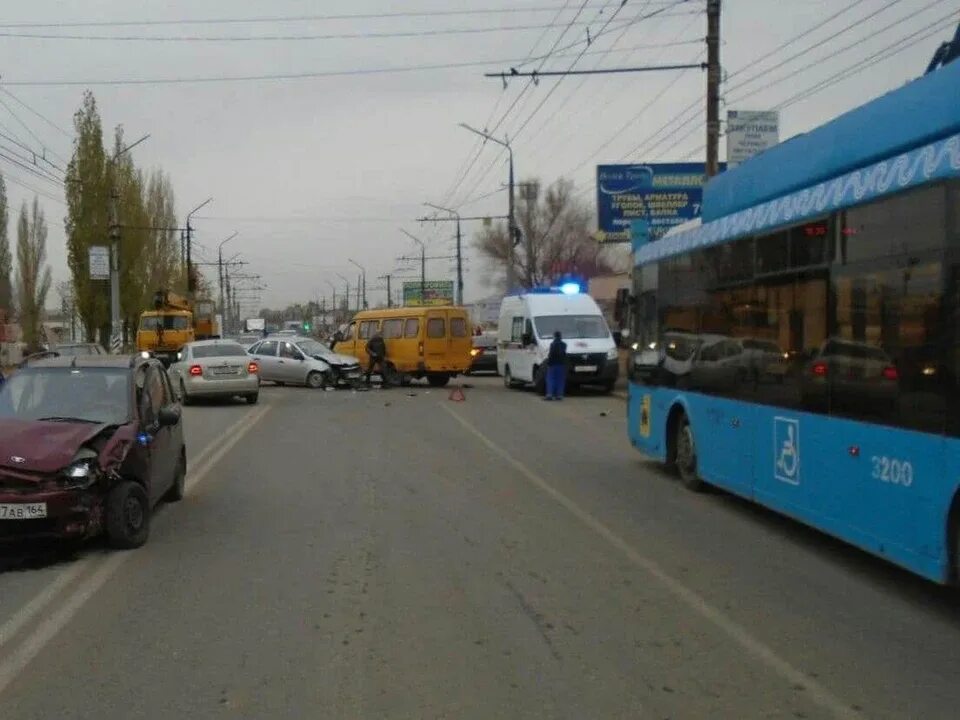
[192,344,247,358]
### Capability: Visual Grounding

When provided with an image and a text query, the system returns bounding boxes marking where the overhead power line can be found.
[0,87,72,138]
[0,16,680,43]
[0,33,696,87]
[657,2,957,163]
[0,3,662,28]
[667,12,959,163]
[443,0,596,209]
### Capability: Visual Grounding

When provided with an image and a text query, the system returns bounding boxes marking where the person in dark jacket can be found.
[544,330,567,400]
[365,333,388,386]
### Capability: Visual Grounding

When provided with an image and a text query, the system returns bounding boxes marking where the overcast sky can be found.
[0,0,955,312]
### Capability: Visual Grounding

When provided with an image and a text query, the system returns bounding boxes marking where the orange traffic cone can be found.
[448,384,466,402]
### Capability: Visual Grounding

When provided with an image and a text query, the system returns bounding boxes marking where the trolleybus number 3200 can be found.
[871,456,914,487]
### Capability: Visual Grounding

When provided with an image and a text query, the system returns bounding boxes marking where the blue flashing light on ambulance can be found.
[625,56,960,584]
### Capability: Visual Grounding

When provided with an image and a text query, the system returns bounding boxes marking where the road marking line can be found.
[0,404,271,699]
[0,560,91,649]
[442,404,860,720]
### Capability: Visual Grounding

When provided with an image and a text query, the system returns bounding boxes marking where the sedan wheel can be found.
[306,371,325,389]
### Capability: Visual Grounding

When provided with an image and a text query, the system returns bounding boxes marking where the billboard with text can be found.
[596,163,716,243]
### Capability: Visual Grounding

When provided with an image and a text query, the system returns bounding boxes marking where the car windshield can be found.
[534,315,609,339]
[53,345,99,357]
[296,340,331,356]
[191,343,247,358]
[141,314,189,331]
[0,367,130,425]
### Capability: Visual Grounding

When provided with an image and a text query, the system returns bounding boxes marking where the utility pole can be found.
[185,197,213,293]
[336,273,350,316]
[379,274,392,308]
[460,123,518,292]
[422,203,464,305]
[706,0,722,178]
[399,229,427,304]
[107,133,149,352]
[349,259,367,308]
[325,280,337,324]
[217,231,238,329]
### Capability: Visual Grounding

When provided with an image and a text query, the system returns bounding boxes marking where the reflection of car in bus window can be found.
[690,336,745,393]
[800,338,899,413]
[741,338,789,382]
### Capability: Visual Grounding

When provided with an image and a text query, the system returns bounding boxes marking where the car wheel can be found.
[675,415,704,491]
[165,451,186,502]
[179,380,192,406]
[246,392,259,405]
[306,371,325,389]
[106,481,151,549]
[533,366,547,396]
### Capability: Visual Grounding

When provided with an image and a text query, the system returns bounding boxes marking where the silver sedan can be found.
[168,340,260,405]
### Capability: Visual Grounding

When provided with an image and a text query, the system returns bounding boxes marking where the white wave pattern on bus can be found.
[637,133,960,264]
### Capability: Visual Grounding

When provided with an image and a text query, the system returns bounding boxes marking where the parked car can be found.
[0,354,185,548]
[468,333,499,374]
[168,339,260,405]
[247,336,336,388]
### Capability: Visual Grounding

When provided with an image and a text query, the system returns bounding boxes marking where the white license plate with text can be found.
[0,503,47,520]
[574,365,597,373]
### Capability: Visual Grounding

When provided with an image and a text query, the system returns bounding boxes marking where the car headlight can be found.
[606,347,619,360]
[58,460,98,490]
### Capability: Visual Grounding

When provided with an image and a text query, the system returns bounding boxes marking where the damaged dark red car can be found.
[0,354,186,548]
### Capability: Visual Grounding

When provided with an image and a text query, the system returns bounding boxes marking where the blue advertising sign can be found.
[596,163,715,243]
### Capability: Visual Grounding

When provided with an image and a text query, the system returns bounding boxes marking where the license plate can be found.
[213,368,238,375]
[344,370,360,378]
[484,348,497,355]
[0,503,47,520]
[574,365,597,373]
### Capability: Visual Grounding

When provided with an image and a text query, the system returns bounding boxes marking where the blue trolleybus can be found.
[626,59,960,583]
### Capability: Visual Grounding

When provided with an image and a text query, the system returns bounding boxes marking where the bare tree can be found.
[15,197,52,350]
[475,177,616,290]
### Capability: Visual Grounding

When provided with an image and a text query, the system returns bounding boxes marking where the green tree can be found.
[0,173,11,317]
[65,91,110,343]
[15,197,52,350]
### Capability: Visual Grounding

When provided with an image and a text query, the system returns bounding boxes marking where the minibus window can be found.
[404,319,420,338]
[427,318,445,338]
[450,318,467,337]
[382,319,403,338]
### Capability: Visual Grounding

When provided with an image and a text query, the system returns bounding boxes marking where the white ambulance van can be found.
[496,286,620,394]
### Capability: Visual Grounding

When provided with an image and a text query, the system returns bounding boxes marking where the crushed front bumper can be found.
[0,487,103,543]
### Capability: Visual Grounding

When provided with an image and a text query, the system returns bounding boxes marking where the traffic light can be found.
[302,322,312,332]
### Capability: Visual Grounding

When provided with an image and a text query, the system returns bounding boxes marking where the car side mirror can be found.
[522,332,533,346]
[158,404,181,427]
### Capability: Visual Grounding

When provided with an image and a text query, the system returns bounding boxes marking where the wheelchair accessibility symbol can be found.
[774,417,800,485]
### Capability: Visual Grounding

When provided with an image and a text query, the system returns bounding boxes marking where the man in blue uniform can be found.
[544,330,567,401]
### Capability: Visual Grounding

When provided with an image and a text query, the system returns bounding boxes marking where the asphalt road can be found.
[1,376,960,718]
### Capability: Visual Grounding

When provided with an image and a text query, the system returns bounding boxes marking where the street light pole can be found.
[348,259,367,309]
[217,232,238,334]
[459,123,517,292]
[424,202,463,305]
[400,229,426,305]
[185,197,213,294]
